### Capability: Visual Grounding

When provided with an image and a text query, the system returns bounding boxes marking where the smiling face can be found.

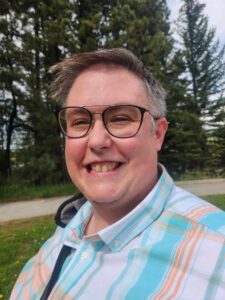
[65,65,168,217]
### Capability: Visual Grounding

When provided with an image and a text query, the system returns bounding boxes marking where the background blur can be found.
[1,0,225,188]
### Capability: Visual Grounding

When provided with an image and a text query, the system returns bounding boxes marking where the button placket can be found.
[81,251,89,260]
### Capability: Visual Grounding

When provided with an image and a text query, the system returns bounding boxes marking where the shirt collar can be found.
[63,165,174,251]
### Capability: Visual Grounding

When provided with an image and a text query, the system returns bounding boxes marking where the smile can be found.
[87,162,122,173]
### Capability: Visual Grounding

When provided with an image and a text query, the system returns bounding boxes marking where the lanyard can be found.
[40,245,72,300]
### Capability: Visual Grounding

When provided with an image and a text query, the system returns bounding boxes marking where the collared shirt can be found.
[10,166,225,299]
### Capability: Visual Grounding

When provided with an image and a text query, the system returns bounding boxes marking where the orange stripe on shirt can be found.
[186,205,217,221]
[153,223,205,300]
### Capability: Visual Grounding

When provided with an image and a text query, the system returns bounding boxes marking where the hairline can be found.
[50,48,167,117]
[65,63,152,109]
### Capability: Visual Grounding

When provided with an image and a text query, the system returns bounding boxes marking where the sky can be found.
[167,0,225,45]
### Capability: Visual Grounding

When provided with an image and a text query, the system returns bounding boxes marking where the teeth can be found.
[90,162,118,173]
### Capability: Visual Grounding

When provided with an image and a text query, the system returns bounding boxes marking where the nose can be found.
[87,117,112,152]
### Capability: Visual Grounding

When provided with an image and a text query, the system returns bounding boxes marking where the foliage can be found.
[176,170,223,181]
[103,0,172,81]
[0,3,25,179]
[177,0,225,117]
[0,182,78,203]
[161,110,207,177]
[162,0,225,176]
[206,115,225,177]
[0,0,175,184]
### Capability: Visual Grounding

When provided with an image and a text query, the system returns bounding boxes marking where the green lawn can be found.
[0,216,56,299]
[203,194,225,211]
[0,195,224,299]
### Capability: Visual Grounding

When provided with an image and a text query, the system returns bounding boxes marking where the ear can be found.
[154,117,168,151]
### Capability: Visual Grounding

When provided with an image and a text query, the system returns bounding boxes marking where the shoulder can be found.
[166,185,225,236]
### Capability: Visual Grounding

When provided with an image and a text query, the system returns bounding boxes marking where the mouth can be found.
[86,162,123,173]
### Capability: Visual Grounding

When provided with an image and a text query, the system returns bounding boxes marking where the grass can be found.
[0,216,56,299]
[1,173,224,203]
[203,194,225,210]
[175,171,224,181]
[0,182,78,203]
[0,195,224,299]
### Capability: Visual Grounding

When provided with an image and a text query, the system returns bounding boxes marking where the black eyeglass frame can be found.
[56,104,159,139]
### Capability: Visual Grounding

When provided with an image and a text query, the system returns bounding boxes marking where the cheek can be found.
[65,139,85,169]
[129,133,158,164]
[117,137,151,164]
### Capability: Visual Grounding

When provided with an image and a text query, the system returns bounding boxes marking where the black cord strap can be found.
[40,245,72,300]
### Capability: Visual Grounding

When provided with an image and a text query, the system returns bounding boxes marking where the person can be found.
[11,48,225,300]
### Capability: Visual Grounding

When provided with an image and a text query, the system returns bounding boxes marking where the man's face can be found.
[65,65,167,215]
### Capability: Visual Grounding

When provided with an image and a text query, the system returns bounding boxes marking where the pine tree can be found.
[3,0,211,182]
[160,110,208,176]
[17,0,74,184]
[102,0,172,82]
[159,50,209,176]
[177,0,225,117]
[0,1,26,180]
[206,96,225,176]
[177,0,225,175]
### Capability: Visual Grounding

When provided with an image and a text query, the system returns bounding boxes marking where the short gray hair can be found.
[50,48,167,117]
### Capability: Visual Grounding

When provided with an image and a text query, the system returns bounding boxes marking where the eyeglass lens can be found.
[58,105,143,138]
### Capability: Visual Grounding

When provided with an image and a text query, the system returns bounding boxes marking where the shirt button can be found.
[81,251,89,260]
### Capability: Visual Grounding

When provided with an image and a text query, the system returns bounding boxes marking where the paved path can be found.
[0,179,225,223]
[176,178,225,197]
[0,195,70,223]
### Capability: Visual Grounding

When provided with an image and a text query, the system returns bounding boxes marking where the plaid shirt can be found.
[11,166,225,299]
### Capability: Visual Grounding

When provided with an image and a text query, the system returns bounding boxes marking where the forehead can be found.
[66,64,149,108]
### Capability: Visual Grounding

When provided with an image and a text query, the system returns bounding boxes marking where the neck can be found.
[84,166,161,235]
[84,196,145,235]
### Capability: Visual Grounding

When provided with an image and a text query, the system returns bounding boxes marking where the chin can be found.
[84,190,120,206]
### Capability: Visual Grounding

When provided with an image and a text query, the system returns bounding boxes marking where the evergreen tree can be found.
[161,110,207,176]
[0,1,26,180]
[159,50,209,176]
[3,0,212,182]
[17,0,74,184]
[102,0,172,82]
[206,96,225,176]
[177,0,225,117]
[164,0,225,176]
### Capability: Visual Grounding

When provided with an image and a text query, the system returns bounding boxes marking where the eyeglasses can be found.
[57,104,157,139]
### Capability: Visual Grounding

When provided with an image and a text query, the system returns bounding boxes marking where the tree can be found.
[1,0,178,183]
[0,2,26,180]
[160,110,207,177]
[102,0,172,82]
[166,0,225,176]
[16,0,75,184]
[159,50,209,176]
[177,0,225,117]
[206,96,225,176]
[3,0,212,182]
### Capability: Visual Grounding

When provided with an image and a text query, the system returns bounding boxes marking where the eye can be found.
[71,118,90,127]
[110,115,134,123]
